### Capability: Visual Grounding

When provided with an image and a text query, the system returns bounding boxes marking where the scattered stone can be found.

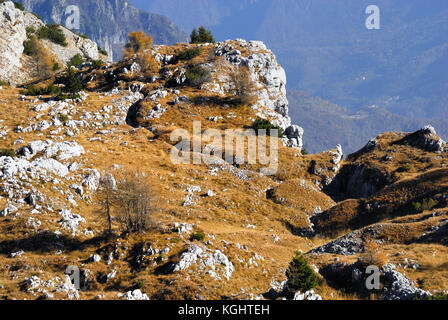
[124,289,149,300]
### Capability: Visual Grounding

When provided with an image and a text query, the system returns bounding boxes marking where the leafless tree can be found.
[114,170,158,233]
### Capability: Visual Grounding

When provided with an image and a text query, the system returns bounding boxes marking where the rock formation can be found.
[0,1,107,85]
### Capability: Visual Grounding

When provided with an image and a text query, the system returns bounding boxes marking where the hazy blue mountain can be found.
[288,90,448,154]
[18,0,188,61]
[133,0,448,121]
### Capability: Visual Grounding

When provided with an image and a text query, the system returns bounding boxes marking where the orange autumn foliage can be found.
[123,31,159,76]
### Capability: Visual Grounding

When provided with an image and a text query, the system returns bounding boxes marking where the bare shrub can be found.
[98,172,117,235]
[100,169,159,234]
[29,38,54,81]
[115,170,159,233]
[229,65,256,105]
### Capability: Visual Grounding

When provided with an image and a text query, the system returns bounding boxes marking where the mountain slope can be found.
[0,28,447,300]
[18,0,188,61]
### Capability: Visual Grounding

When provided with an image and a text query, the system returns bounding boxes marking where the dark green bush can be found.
[175,47,202,62]
[134,280,146,290]
[0,149,15,158]
[20,83,61,96]
[185,65,211,87]
[23,37,37,56]
[98,47,108,56]
[62,67,83,94]
[301,147,309,155]
[55,93,80,101]
[69,54,85,68]
[190,26,215,44]
[52,62,61,71]
[13,1,24,11]
[190,231,205,242]
[57,114,69,122]
[26,26,36,36]
[251,118,284,138]
[91,59,104,69]
[396,163,412,172]
[75,32,89,39]
[37,24,68,47]
[286,253,319,293]
[425,293,448,300]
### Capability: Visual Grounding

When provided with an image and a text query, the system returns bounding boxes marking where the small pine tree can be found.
[286,253,318,293]
[63,67,83,94]
[190,28,199,44]
[251,118,284,138]
[190,26,215,44]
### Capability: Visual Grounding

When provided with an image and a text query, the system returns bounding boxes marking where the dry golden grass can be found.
[0,86,338,300]
[359,237,388,268]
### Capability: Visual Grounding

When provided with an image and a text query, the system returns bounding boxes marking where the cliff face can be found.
[0,1,104,85]
[0,1,41,85]
[18,0,188,61]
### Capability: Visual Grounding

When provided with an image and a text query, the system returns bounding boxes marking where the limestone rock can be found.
[0,1,105,86]
[82,169,101,191]
[124,289,149,300]
[382,264,431,300]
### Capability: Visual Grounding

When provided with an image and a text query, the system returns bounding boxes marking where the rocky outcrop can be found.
[320,261,431,300]
[324,164,388,201]
[0,1,42,85]
[394,125,446,153]
[211,40,302,147]
[170,39,305,149]
[324,126,447,201]
[171,244,235,281]
[381,264,431,300]
[310,229,365,256]
[0,1,105,85]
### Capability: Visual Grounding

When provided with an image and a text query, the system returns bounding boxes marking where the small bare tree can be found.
[115,170,158,233]
[98,173,117,235]
[31,38,53,81]
[229,65,256,105]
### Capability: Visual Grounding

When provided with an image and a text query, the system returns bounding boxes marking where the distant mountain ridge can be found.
[288,90,448,154]
[18,0,188,61]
